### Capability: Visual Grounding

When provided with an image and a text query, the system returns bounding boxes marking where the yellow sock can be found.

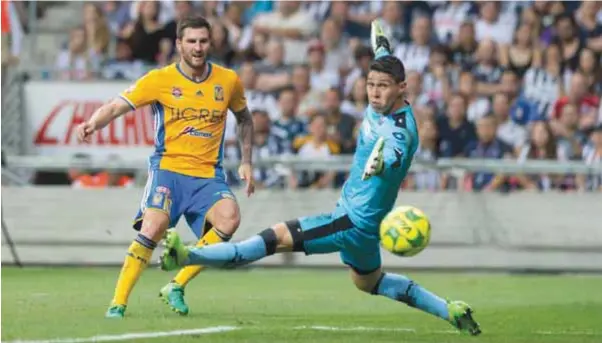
[112,234,156,305]
[172,228,230,287]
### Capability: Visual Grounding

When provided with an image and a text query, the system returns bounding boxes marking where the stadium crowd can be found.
[35,1,602,191]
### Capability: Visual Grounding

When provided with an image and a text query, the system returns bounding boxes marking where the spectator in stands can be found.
[464,115,512,192]
[556,103,587,161]
[493,93,528,151]
[222,2,247,50]
[421,45,453,110]
[291,114,339,189]
[101,39,146,80]
[254,39,291,92]
[253,1,318,65]
[83,3,110,57]
[473,39,503,97]
[577,48,602,94]
[450,22,478,69]
[553,13,586,71]
[198,0,221,23]
[307,39,340,92]
[576,124,602,191]
[407,118,443,191]
[437,93,477,158]
[433,0,472,44]
[209,21,236,67]
[103,1,131,36]
[379,1,406,45]
[292,64,323,120]
[238,61,279,120]
[163,1,193,47]
[344,45,373,97]
[341,76,368,120]
[129,0,176,26]
[575,1,602,53]
[458,71,490,123]
[499,23,541,79]
[552,72,600,133]
[249,110,289,189]
[242,31,268,62]
[300,1,330,22]
[328,2,370,40]
[523,44,567,120]
[56,27,100,80]
[121,0,167,65]
[322,88,357,154]
[405,71,430,111]
[519,7,543,44]
[320,18,353,74]
[516,120,566,191]
[394,16,432,72]
[500,71,539,126]
[475,2,515,45]
[272,87,306,149]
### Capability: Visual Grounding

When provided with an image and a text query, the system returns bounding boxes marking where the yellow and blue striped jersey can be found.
[120,63,246,178]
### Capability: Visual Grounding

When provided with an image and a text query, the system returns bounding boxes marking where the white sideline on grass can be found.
[295,325,458,334]
[296,326,601,336]
[1,326,239,343]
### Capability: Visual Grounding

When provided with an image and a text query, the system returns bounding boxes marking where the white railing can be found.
[5,154,602,174]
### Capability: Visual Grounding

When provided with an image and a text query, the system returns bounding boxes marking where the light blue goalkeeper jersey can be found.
[339,102,419,231]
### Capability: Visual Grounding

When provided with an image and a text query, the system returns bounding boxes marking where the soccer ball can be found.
[379,206,431,257]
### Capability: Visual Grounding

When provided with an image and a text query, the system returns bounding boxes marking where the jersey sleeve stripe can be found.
[119,95,136,110]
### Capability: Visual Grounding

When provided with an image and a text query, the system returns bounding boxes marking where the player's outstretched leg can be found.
[354,270,481,335]
[160,225,283,270]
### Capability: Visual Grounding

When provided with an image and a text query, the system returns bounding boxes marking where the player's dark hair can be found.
[177,15,212,40]
[369,55,406,83]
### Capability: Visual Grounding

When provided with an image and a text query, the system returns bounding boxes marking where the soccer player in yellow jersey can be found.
[76,16,255,318]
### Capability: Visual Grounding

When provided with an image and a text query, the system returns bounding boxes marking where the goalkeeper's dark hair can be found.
[177,15,212,39]
[370,55,406,83]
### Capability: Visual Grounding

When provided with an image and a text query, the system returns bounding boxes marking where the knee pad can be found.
[258,228,278,256]
[285,219,305,252]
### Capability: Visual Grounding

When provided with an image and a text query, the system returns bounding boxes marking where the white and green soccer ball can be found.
[380,206,431,257]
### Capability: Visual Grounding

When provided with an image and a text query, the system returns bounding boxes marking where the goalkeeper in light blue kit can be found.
[160,21,481,336]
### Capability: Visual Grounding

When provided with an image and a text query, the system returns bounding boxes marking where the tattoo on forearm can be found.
[233,107,254,164]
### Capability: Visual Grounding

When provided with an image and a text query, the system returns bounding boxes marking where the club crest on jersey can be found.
[196,90,204,96]
[214,85,224,102]
[172,87,182,99]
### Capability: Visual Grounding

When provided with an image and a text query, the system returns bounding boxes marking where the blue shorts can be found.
[289,205,381,274]
[133,169,236,238]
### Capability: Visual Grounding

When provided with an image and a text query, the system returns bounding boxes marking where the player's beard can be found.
[182,52,206,73]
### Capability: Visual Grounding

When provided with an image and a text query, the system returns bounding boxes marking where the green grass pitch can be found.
[2,267,602,343]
